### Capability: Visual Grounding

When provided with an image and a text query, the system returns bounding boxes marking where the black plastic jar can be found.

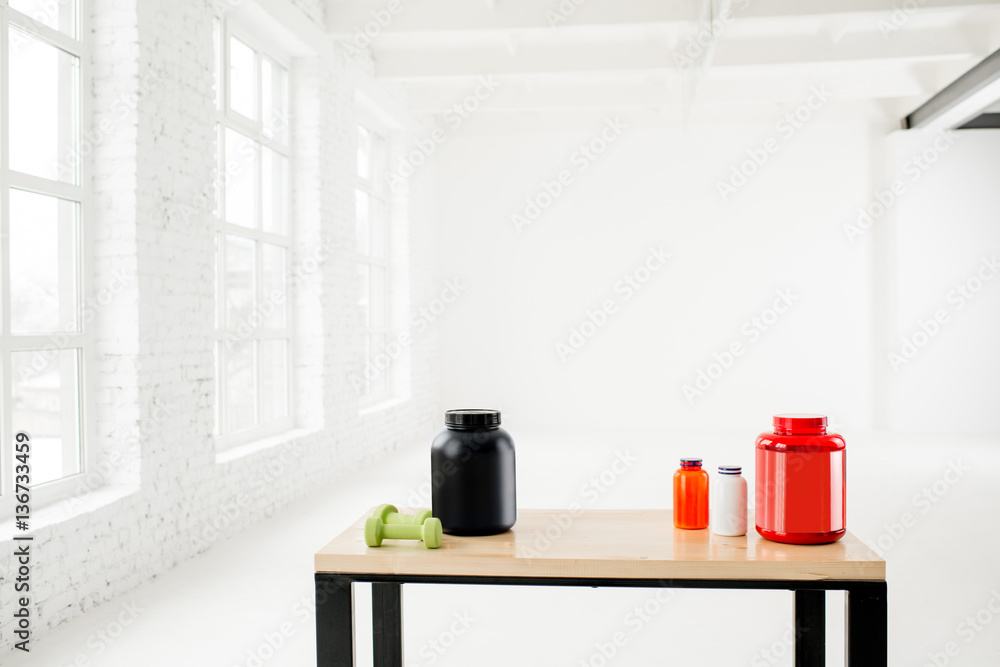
[431,409,516,535]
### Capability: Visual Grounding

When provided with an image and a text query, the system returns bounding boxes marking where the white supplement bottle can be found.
[712,465,747,536]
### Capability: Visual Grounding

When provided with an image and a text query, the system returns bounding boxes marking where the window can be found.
[1,0,87,509]
[213,18,292,448]
[355,123,391,404]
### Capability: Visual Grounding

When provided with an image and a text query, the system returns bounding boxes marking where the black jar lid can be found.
[445,409,501,427]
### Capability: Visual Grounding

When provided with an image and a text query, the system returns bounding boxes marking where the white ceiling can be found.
[326,0,1000,128]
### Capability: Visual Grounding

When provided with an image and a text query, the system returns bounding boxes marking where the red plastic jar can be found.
[755,414,846,545]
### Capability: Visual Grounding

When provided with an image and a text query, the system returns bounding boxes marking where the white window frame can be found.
[0,0,93,517]
[213,16,294,450]
[355,118,392,407]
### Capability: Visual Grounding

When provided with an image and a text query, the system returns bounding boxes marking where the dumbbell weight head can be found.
[372,504,399,524]
[421,518,442,549]
[411,510,433,525]
[365,516,385,547]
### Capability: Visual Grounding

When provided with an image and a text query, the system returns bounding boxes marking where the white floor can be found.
[8,429,1000,666]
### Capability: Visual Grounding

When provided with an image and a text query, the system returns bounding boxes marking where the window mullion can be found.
[6,170,83,201]
[59,348,79,477]
[6,11,81,57]
[6,333,86,349]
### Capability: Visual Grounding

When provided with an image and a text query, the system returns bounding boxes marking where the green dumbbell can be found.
[372,504,433,526]
[365,516,442,549]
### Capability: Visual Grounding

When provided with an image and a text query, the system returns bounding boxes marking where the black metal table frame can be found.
[315,573,887,667]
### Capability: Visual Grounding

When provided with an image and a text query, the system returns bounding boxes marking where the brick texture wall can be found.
[0,0,439,653]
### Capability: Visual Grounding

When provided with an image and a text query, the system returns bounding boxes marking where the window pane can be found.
[225,128,258,227]
[261,340,288,423]
[370,266,386,327]
[357,126,371,179]
[359,336,371,397]
[213,234,220,329]
[357,264,370,328]
[225,235,254,330]
[262,147,287,235]
[370,196,385,259]
[370,335,387,396]
[9,189,79,335]
[10,0,78,38]
[262,59,288,144]
[355,190,370,255]
[369,132,384,185]
[214,342,222,434]
[12,349,82,485]
[213,124,222,218]
[213,18,222,110]
[229,36,256,119]
[224,340,254,432]
[9,27,80,184]
[262,243,287,329]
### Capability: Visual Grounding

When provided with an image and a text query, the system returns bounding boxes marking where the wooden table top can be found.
[315,509,885,581]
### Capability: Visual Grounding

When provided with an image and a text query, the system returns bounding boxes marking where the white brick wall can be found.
[0,0,439,653]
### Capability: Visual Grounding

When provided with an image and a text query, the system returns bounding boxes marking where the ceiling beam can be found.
[373,28,980,80]
[401,59,976,112]
[327,0,1000,35]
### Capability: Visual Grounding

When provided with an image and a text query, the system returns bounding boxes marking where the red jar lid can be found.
[773,413,827,435]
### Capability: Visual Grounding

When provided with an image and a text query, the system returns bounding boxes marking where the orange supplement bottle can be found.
[673,458,709,529]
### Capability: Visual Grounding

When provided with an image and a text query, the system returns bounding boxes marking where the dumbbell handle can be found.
[381,524,425,540]
[385,510,431,525]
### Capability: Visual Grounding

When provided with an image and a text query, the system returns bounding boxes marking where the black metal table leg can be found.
[794,589,825,666]
[372,582,403,667]
[846,582,887,667]
[316,574,354,667]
